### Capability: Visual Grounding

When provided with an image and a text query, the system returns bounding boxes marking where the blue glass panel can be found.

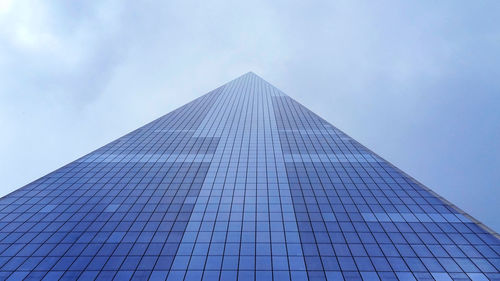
[0,72,497,280]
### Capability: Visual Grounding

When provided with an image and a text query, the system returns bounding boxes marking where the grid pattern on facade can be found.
[0,72,498,281]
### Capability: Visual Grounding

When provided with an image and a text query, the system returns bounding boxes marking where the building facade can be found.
[0,72,498,280]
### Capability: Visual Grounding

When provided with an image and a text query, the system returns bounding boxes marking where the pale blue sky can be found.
[0,1,499,232]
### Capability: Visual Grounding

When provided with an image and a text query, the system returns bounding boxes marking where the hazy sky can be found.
[1,1,499,232]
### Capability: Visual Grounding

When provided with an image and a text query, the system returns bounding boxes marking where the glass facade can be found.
[0,72,498,280]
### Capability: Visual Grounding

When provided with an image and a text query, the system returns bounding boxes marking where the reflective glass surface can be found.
[0,72,498,280]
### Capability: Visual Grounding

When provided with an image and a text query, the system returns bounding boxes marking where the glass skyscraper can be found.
[0,72,498,281]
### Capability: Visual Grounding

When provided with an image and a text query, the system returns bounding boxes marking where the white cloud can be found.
[0,0,499,232]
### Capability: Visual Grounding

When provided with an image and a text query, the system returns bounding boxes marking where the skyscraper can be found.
[0,72,498,281]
